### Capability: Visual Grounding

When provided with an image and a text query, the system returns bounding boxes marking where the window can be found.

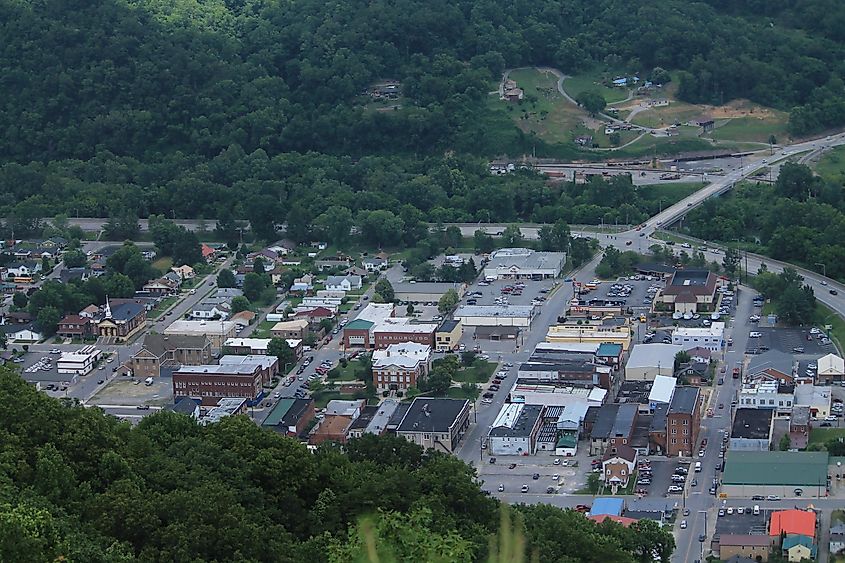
[671,438,676,445]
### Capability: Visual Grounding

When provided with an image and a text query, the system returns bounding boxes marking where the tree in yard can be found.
[575,90,606,116]
[373,278,394,303]
[217,268,236,288]
[406,303,415,316]
[411,262,435,281]
[36,306,61,336]
[252,256,265,275]
[460,382,479,402]
[722,247,741,278]
[62,249,87,268]
[438,288,460,314]
[268,337,296,369]
[12,292,28,309]
[501,225,524,247]
[242,272,267,302]
[319,318,334,334]
[40,256,50,273]
[314,205,354,247]
[586,472,601,493]
[779,433,792,451]
[231,296,251,314]
[420,366,452,397]
[674,350,691,371]
[103,273,135,298]
[826,438,845,456]
[460,350,477,366]
[172,229,201,266]
[473,229,495,254]
[650,66,671,85]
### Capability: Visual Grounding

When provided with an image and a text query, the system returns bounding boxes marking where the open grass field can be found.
[816,303,845,356]
[809,426,845,446]
[638,182,706,204]
[562,69,630,104]
[448,360,497,383]
[815,146,845,184]
[629,101,703,129]
[151,256,173,272]
[611,133,714,158]
[708,114,789,144]
[505,68,587,145]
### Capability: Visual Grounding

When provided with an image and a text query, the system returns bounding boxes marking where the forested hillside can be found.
[0,368,674,562]
[2,0,845,228]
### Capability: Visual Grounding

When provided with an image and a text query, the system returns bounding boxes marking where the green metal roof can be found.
[262,398,295,426]
[345,319,374,330]
[597,343,623,356]
[556,431,577,448]
[722,451,829,486]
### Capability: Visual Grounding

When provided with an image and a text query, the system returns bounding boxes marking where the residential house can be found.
[309,413,355,446]
[290,275,314,293]
[590,404,638,456]
[261,398,316,437]
[686,346,713,364]
[0,323,42,343]
[191,301,231,320]
[325,275,362,292]
[675,361,709,385]
[168,397,202,419]
[363,256,388,272]
[6,261,41,279]
[200,244,217,262]
[270,319,309,340]
[97,299,147,339]
[395,397,471,454]
[602,444,638,492]
[60,267,90,284]
[230,310,255,327]
[372,342,432,393]
[295,307,335,328]
[56,315,96,340]
[782,534,817,562]
[131,333,213,378]
[829,523,845,555]
[171,265,195,280]
[143,277,179,295]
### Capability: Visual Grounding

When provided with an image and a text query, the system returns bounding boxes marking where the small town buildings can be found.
[97,299,147,339]
[224,337,302,358]
[57,314,95,340]
[659,269,719,313]
[794,384,832,419]
[56,346,101,376]
[546,323,632,350]
[393,282,466,305]
[164,320,238,349]
[219,354,280,380]
[596,342,624,367]
[817,353,845,384]
[371,342,432,392]
[589,497,624,518]
[131,333,213,378]
[395,397,471,454]
[362,256,388,272]
[730,408,774,451]
[342,303,394,348]
[0,323,42,343]
[829,523,845,555]
[198,397,248,426]
[191,301,231,320]
[722,451,830,498]
[717,536,772,562]
[624,344,683,381]
[665,386,701,457]
[325,275,362,292]
[749,350,795,383]
[435,319,462,352]
[589,403,638,456]
[173,362,269,406]
[270,319,309,340]
[601,444,638,492]
[770,510,817,561]
[309,413,355,446]
[372,317,437,349]
[487,403,544,456]
[171,265,195,280]
[671,322,725,351]
[261,398,316,437]
[5,260,41,279]
[453,305,534,327]
[482,248,566,280]
[738,381,795,413]
[143,277,180,295]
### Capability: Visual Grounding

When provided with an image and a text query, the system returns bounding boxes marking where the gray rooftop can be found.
[140,333,210,357]
[397,397,469,434]
[488,404,543,438]
[365,399,400,435]
[454,305,534,318]
[748,350,794,377]
[394,282,462,294]
[668,386,699,415]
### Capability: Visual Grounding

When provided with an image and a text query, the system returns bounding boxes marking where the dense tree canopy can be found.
[0,368,674,562]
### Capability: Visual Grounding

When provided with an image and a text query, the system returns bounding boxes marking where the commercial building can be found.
[748,350,795,383]
[482,248,566,280]
[546,324,631,350]
[393,281,465,304]
[131,333,213,378]
[270,319,309,340]
[717,536,772,562]
[589,497,624,518]
[435,319,462,352]
[198,397,248,425]
[219,354,280,380]
[648,375,677,405]
[56,346,101,375]
[659,269,719,313]
[164,320,238,350]
[343,303,394,348]
[794,384,833,419]
[590,403,638,456]
[453,305,534,328]
[372,318,437,349]
[738,381,795,414]
[262,398,316,437]
[730,408,774,451]
[665,386,701,457]
[671,322,725,351]
[173,363,268,406]
[487,403,544,456]
[224,337,302,358]
[624,344,683,381]
[395,397,471,454]
[371,342,432,392]
[817,353,845,384]
[722,451,830,498]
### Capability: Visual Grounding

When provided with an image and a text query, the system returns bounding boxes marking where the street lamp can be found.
[698,509,708,561]
[815,262,827,278]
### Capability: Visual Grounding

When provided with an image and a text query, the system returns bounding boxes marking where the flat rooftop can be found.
[731,408,773,439]
[488,404,543,438]
[454,305,534,318]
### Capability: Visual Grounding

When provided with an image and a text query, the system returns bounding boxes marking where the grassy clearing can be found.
[816,303,845,355]
[611,134,715,158]
[815,146,845,184]
[151,256,173,272]
[562,69,630,104]
[809,427,845,446]
[505,68,587,145]
[628,101,703,129]
[447,386,480,400]
[638,182,706,203]
[707,115,789,144]
[148,296,177,319]
[446,360,497,383]
[251,319,276,339]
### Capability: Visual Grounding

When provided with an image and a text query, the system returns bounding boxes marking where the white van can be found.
[753,505,760,515]
[694,462,702,473]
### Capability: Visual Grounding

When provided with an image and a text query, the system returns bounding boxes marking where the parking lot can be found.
[479,450,590,497]
[746,327,832,356]
[88,374,173,407]
[713,508,769,536]
[635,458,698,498]
[583,277,663,311]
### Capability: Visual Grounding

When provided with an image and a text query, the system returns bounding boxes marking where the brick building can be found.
[131,333,213,378]
[372,342,432,393]
[172,362,268,406]
[665,386,702,457]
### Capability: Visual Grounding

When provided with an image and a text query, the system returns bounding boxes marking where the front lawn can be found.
[809,427,845,446]
[251,319,277,338]
[327,357,370,381]
[148,296,177,319]
[151,256,173,272]
[441,359,497,383]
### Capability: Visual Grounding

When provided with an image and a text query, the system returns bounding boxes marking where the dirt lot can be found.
[89,376,173,407]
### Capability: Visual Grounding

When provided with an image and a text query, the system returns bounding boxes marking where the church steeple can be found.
[104,295,112,319]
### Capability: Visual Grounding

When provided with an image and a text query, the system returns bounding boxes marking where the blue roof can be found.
[597,343,623,357]
[590,497,624,517]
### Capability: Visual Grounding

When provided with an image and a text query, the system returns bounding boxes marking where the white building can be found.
[482,248,566,280]
[794,384,833,419]
[164,320,238,349]
[818,353,845,384]
[325,275,362,292]
[648,375,677,405]
[453,305,534,327]
[671,322,725,351]
[624,343,683,381]
[487,403,544,456]
[191,301,231,320]
[738,381,794,414]
[57,346,101,375]
[301,296,343,309]
[371,342,432,392]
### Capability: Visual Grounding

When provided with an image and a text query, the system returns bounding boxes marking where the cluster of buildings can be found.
[713,505,821,562]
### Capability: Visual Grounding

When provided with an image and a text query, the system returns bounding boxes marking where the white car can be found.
[667,485,683,493]
[553,458,561,465]
[749,331,762,338]
[552,474,559,481]
[49,349,61,354]
[680,520,687,529]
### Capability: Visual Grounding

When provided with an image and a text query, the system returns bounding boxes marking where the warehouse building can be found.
[483,248,566,280]
[393,282,466,305]
[722,451,830,498]
[624,343,683,381]
[454,305,534,327]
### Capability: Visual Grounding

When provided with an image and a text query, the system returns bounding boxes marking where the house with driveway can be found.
[325,275,362,292]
